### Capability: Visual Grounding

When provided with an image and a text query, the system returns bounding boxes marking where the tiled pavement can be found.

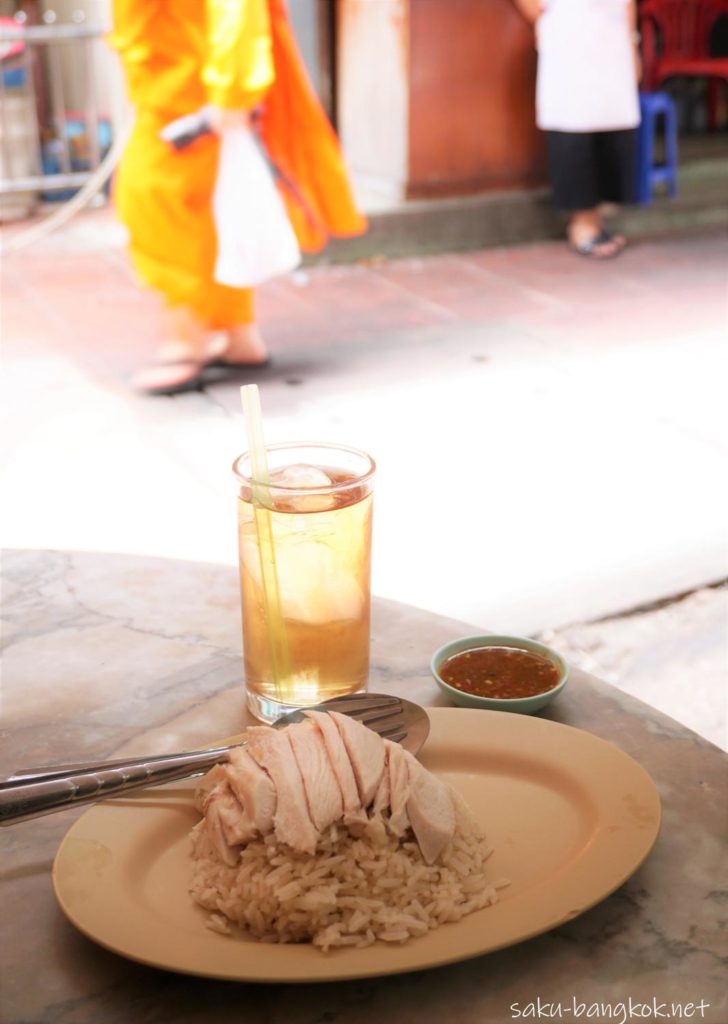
[1,209,726,745]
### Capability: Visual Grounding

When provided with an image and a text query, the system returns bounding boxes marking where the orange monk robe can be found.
[110,0,365,328]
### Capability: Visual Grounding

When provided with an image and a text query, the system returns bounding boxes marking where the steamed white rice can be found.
[189,790,504,951]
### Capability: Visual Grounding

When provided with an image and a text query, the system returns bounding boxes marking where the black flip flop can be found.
[202,357,274,386]
[571,230,626,260]
[135,355,273,396]
[133,356,213,397]
[206,356,273,371]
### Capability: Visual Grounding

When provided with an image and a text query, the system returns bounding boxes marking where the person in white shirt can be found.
[515,0,641,259]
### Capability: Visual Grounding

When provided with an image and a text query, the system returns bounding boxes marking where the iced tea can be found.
[234,444,374,722]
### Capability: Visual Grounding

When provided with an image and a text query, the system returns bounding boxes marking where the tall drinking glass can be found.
[233,443,375,722]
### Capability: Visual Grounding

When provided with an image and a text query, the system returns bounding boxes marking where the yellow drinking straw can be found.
[240,384,292,702]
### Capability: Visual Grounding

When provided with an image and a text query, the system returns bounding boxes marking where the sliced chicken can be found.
[204,789,245,866]
[201,774,228,815]
[245,726,319,855]
[371,745,390,817]
[225,746,276,833]
[197,710,457,868]
[385,738,411,836]
[215,789,258,846]
[329,710,385,807]
[304,710,367,829]
[288,717,344,831]
[403,749,456,865]
[194,763,227,812]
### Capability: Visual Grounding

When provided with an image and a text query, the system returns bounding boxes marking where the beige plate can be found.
[52,708,661,982]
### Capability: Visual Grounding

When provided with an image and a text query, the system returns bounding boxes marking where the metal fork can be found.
[0,693,430,826]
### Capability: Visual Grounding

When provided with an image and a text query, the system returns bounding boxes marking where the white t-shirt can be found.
[536,0,640,132]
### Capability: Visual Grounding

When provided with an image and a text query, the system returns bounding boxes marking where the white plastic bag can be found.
[212,126,301,288]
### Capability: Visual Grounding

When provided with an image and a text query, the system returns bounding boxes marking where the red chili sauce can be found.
[439,646,560,699]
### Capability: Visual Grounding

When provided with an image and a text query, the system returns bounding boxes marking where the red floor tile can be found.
[368,254,553,321]
[2,209,726,380]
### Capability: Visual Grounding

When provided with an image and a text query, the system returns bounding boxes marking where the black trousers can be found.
[546,129,638,211]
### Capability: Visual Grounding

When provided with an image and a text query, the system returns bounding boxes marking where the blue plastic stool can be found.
[636,91,678,205]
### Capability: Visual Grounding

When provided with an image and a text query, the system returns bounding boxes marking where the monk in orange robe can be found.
[110,0,366,394]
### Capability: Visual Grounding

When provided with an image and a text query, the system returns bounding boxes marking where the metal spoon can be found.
[0,693,429,826]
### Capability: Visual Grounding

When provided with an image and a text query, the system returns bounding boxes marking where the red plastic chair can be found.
[640,0,728,129]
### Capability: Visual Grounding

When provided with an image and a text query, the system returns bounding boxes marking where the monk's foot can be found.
[214,323,269,367]
[132,341,220,396]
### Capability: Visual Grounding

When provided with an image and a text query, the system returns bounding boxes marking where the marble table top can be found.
[2,549,726,1024]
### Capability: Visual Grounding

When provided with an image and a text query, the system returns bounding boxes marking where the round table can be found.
[1,549,726,1023]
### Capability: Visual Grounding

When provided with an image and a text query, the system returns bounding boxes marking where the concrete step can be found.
[311,155,728,264]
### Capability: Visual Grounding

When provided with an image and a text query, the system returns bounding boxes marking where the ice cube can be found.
[271,464,332,489]
[289,494,337,512]
[271,464,336,512]
[241,539,364,624]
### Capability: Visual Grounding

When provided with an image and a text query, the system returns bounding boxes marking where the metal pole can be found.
[46,37,72,174]
[21,40,43,178]
[0,53,12,181]
[83,35,101,170]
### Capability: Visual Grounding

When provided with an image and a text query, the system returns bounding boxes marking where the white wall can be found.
[336,0,409,199]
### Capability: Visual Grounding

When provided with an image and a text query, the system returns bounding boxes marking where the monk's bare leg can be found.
[218,323,269,366]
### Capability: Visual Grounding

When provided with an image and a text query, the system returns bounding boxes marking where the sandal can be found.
[132,355,213,396]
[200,357,275,389]
[571,230,626,260]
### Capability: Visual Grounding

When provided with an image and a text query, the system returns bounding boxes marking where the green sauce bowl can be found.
[431,634,569,714]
